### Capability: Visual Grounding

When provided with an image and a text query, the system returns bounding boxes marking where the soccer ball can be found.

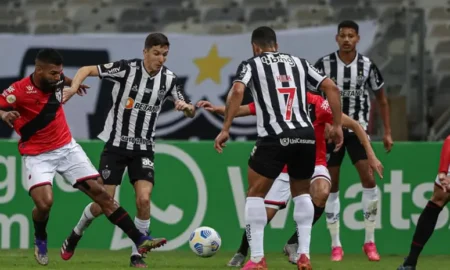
[188,226,222,257]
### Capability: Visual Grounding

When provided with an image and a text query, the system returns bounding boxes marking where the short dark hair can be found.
[145,33,170,49]
[35,48,63,65]
[338,20,359,34]
[251,26,277,48]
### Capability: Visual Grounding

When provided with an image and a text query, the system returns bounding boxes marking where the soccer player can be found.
[0,49,166,266]
[60,33,195,267]
[214,26,344,270]
[197,92,383,267]
[397,135,450,270]
[313,20,393,261]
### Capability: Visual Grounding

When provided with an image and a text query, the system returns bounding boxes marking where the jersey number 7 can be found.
[277,87,297,121]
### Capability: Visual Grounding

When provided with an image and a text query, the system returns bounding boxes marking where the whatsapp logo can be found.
[110,144,208,251]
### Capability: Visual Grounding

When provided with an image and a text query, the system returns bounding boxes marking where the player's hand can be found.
[175,100,190,111]
[214,130,229,153]
[77,84,90,96]
[62,87,78,104]
[330,124,344,152]
[196,100,217,113]
[438,173,450,192]
[368,156,384,179]
[383,133,394,153]
[1,111,20,128]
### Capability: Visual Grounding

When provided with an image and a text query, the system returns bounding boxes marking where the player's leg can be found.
[61,147,126,260]
[228,175,289,268]
[346,134,380,261]
[287,139,316,270]
[59,142,166,256]
[325,142,346,261]
[128,153,155,268]
[24,154,58,266]
[398,180,450,270]
[241,140,283,269]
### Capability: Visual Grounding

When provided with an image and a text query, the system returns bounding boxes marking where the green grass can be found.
[1,249,447,269]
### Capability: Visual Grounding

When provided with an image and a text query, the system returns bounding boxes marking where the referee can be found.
[60,33,195,268]
[314,20,393,262]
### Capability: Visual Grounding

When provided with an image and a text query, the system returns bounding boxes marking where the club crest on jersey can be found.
[104,63,114,69]
[157,89,166,100]
[102,168,111,179]
[356,74,365,87]
[55,90,62,103]
[6,94,16,104]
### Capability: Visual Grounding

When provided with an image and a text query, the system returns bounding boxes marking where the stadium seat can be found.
[286,0,325,6]
[120,8,158,24]
[329,0,359,8]
[35,23,71,34]
[76,22,117,33]
[25,0,59,8]
[0,22,28,33]
[161,8,200,24]
[387,38,406,54]
[428,7,450,21]
[248,8,287,24]
[293,7,331,22]
[335,7,377,21]
[248,20,287,31]
[108,0,146,6]
[118,23,157,33]
[196,0,233,8]
[435,40,450,55]
[67,0,104,6]
[34,9,68,23]
[364,0,403,4]
[208,22,244,34]
[242,0,282,8]
[145,0,185,8]
[0,10,25,24]
[437,58,450,71]
[203,7,245,23]
[430,24,450,37]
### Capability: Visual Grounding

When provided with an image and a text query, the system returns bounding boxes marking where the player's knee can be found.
[35,197,53,213]
[431,186,450,207]
[136,195,150,211]
[311,181,330,207]
[247,182,271,198]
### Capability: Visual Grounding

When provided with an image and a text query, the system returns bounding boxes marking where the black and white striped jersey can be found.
[314,51,384,130]
[234,52,327,137]
[96,59,191,151]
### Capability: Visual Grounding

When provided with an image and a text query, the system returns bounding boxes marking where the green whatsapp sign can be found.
[0,140,448,255]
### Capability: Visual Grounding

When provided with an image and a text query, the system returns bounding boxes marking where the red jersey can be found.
[0,75,72,155]
[439,136,450,174]
[248,92,333,173]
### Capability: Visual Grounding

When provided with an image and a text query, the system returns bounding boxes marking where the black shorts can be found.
[326,129,368,167]
[98,145,155,186]
[248,128,316,180]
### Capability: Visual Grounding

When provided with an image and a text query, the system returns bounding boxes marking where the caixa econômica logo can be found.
[108,144,208,251]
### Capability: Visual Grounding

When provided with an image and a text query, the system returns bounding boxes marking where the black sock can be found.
[33,217,49,240]
[404,201,442,266]
[312,203,325,225]
[237,230,249,256]
[107,207,143,245]
[287,231,298,245]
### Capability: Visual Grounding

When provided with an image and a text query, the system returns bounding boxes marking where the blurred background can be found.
[0,0,448,141]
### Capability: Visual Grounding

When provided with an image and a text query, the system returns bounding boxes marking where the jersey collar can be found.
[335,51,359,67]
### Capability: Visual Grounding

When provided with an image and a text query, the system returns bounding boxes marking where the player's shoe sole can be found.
[137,238,167,254]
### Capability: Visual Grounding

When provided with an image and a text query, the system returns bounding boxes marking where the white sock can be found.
[362,186,378,244]
[131,217,151,256]
[74,203,95,236]
[293,194,314,258]
[325,191,341,247]
[245,197,267,262]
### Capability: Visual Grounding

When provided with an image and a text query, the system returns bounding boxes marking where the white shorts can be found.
[265,172,290,210]
[311,165,331,184]
[264,165,332,209]
[23,139,100,192]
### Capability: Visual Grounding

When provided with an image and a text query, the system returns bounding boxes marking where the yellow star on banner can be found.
[193,44,232,84]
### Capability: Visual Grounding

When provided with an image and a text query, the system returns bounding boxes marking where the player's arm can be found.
[438,136,450,189]
[0,85,20,128]
[369,62,393,153]
[196,100,253,117]
[169,76,195,118]
[222,62,252,131]
[342,114,383,178]
[305,59,343,150]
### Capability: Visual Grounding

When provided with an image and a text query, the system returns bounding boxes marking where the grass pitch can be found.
[1,249,447,269]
